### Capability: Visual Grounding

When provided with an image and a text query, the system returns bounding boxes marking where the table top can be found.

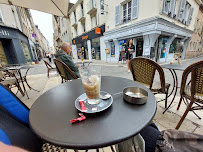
[161,63,188,71]
[76,61,92,65]
[29,76,156,149]
[0,65,33,71]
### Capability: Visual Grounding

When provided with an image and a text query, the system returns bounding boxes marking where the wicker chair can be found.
[43,59,56,77]
[129,57,170,108]
[176,61,203,129]
[0,71,24,96]
[53,59,78,83]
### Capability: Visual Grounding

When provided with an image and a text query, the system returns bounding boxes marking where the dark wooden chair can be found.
[0,70,24,96]
[43,59,56,77]
[53,59,78,83]
[176,61,203,129]
[129,57,170,108]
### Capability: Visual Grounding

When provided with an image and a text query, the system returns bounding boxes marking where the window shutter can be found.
[93,0,96,8]
[163,0,170,14]
[115,5,121,25]
[182,4,189,24]
[187,7,194,25]
[131,0,138,19]
[178,0,186,21]
[170,0,176,18]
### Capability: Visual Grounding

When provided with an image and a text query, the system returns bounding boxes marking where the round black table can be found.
[161,64,187,114]
[29,76,157,150]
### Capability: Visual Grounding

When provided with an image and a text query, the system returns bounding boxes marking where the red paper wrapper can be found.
[79,100,87,112]
[70,113,86,124]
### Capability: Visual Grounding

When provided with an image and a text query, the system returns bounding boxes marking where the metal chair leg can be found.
[177,96,183,110]
[110,146,115,152]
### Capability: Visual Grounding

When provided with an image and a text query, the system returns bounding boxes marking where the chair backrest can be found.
[43,59,53,69]
[0,84,29,125]
[129,57,166,92]
[180,61,203,98]
[53,59,78,80]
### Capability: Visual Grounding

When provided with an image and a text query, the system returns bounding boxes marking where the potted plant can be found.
[167,0,171,3]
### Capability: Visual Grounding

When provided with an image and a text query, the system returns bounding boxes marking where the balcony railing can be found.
[87,0,97,15]
[71,17,77,27]
[78,9,85,22]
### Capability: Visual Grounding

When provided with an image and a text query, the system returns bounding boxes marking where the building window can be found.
[81,3,84,16]
[0,8,4,23]
[75,28,78,36]
[82,22,86,32]
[123,1,131,23]
[74,11,76,22]
[91,15,97,28]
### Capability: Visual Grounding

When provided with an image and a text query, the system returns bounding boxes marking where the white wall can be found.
[100,36,106,61]
[0,4,22,31]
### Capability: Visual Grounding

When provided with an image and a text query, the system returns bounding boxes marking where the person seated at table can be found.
[55,42,80,78]
[140,123,203,152]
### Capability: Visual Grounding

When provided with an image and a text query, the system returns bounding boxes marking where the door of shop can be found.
[0,41,8,65]
[91,38,100,60]
[1,39,18,64]
[82,41,88,59]
[158,37,167,62]
[136,38,143,57]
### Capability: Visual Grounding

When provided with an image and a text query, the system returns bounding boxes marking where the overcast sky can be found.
[30,0,77,47]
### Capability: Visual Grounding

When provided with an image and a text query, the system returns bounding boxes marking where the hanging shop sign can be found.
[95,28,101,34]
[105,48,110,54]
[32,33,37,37]
[72,25,105,44]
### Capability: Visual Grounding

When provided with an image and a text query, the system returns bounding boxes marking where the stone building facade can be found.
[103,0,201,62]
[185,4,203,58]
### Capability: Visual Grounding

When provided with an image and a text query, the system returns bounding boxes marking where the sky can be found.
[30,10,53,46]
[30,0,77,47]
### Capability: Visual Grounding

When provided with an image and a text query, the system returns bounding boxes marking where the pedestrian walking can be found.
[125,39,135,72]
[170,42,184,64]
[47,53,52,63]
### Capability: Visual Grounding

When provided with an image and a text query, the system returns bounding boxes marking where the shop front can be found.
[0,25,33,65]
[103,17,193,63]
[72,25,105,60]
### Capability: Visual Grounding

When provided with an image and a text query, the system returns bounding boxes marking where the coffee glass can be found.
[79,66,101,104]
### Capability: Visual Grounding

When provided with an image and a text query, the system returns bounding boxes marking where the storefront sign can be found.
[72,25,105,44]
[110,42,115,57]
[82,35,88,40]
[105,48,110,54]
[95,28,101,34]
[0,30,9,36]
[32,33,36,37]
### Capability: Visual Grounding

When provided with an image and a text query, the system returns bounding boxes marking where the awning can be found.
[0,0,69,17]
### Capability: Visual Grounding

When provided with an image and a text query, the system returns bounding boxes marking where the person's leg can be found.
[127,59,130,72]
[140,123,160,152]
[178,53,181,64]
[170,53,177,64]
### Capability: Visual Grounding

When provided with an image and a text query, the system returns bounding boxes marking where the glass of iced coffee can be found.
[79,66,101,104]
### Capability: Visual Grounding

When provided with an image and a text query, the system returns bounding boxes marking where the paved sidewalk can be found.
[12,56,203,151]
